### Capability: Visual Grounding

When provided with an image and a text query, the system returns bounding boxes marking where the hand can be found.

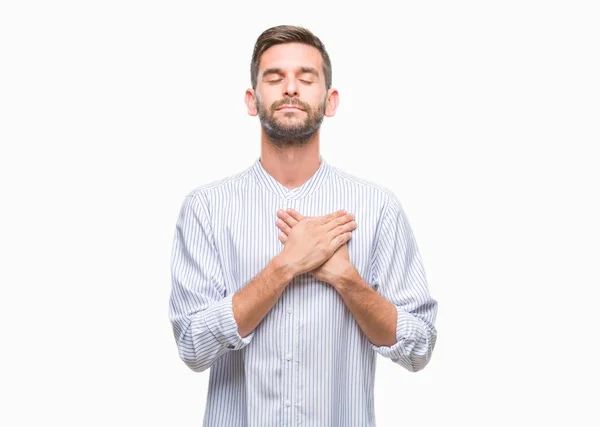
[276,209,356,278]
[276,208,356,285]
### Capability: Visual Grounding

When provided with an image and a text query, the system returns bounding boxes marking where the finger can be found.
[278,210,300,227]
[285,208,305,222]
[330,232,352,251]
[278,231,288,243]
[325,213,355,233]
[319,209,347,224]
[327,220,356,237]
[275,218,292,234]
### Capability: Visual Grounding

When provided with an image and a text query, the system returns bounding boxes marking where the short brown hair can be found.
[250,25,332,90]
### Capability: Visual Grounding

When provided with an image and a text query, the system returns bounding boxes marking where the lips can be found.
[277,105,304,111]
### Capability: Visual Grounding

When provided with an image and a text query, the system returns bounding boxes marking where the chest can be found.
[212,195,380,293]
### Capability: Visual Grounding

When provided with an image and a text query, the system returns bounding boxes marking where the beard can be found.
[256,94,326,148]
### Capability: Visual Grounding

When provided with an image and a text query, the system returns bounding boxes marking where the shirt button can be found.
[285,353,292,361]
[285,400,291,407]
[286,306,293,314]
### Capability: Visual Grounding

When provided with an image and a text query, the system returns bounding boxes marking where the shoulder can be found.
[184,164,254,204]
[174,164,254,227]
[326,163,414,240]
[327,163,401,208]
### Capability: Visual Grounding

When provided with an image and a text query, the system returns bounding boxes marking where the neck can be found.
[259,129,322,190]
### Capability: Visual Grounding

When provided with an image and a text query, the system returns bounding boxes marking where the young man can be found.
[169,25,438,427]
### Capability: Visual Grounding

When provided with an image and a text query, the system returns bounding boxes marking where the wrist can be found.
[331,265,359,292]
[273,255,297,283]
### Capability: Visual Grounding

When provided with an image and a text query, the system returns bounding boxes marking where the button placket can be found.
[281,196,301,423]
[282,244,295,423]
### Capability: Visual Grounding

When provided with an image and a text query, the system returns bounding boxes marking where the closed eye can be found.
[266,79,313,84]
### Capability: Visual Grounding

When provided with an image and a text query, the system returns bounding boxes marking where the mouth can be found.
[276,106,304,111]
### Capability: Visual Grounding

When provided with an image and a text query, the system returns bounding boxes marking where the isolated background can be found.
[1,1,598,426]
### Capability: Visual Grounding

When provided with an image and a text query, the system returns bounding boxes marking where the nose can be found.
[283,76,298,97]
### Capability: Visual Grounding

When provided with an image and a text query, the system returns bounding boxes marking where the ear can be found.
[245,89,258,116]
[324,88,339,117]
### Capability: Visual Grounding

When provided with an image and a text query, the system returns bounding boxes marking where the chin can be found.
[274,118,302,127]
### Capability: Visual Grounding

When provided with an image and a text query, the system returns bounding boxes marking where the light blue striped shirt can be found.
[169,155,438,427]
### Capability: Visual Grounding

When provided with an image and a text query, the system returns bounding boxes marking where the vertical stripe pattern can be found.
[169,155,438,427]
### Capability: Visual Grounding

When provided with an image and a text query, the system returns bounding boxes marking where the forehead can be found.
[258,42,323,74]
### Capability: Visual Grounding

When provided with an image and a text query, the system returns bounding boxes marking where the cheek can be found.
[257,100,275,116]
[258,89,279,106]
[307,92,327,111]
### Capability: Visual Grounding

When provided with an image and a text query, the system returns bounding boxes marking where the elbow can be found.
[406,355,430,373]
[407,333,437,373]
[391,352,431,373]
[172,314,224,373]
[182,356,212,373]
[178,345,214,373]
[393,330,436,372]
[176,332,220,373]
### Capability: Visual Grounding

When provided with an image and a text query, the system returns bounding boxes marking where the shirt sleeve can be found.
[369,193,438,372]
[169,192,255,372]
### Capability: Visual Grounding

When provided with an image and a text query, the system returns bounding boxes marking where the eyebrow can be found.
[262,67,320,79]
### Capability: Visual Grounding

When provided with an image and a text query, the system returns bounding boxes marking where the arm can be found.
[331,268,398,347]
[341,193,438,372]
[232,255,295,338]
[169,192,293,372]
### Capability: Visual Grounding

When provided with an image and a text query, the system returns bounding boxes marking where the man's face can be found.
[251,43,331,147]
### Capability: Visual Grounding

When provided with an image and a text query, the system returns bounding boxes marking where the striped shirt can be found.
[169,155,438,427]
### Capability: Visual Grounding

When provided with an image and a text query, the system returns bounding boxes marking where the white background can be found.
[1,1,599,426]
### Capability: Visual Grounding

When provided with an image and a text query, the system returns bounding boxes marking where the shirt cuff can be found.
[202,293,255,351]
[371,305,420,357]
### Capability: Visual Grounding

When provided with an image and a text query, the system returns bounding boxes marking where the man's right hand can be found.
[277,209,357,277]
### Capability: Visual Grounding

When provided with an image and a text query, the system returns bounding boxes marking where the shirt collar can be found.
[251,155,331,200]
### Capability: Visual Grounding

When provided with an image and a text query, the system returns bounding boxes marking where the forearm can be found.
[232,255,296,337]
[332,267,397,347]
[333,267,437,372]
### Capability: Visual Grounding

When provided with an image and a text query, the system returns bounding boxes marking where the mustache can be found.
[271,99,309,112]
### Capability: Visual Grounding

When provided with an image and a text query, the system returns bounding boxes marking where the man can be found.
[169,25,438,427]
